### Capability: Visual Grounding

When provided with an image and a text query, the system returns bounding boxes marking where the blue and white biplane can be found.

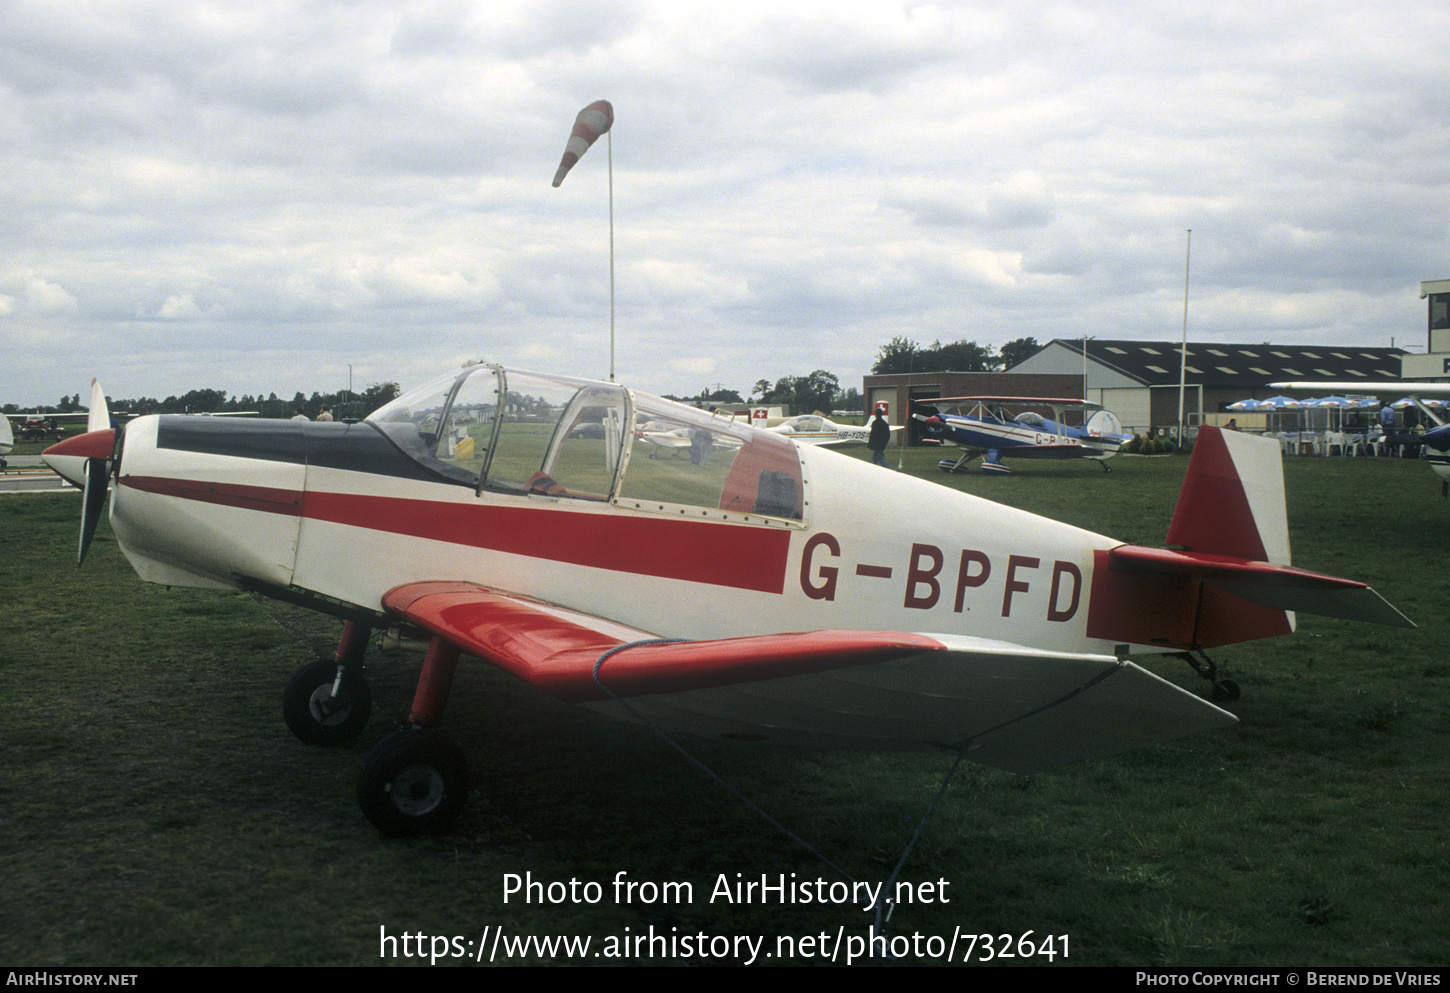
[913,396,1132,474]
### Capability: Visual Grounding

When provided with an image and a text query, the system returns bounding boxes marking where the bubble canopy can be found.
[368,363,804,523]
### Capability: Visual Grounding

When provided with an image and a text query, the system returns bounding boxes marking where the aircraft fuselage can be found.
[106,412,1119,660]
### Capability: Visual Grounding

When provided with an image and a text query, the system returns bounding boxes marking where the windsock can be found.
[551,100,613,187]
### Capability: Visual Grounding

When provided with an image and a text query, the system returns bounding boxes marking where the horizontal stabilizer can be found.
[1108,545,1414,629]
[384,581,1237,771]
[1088,426,1414,649]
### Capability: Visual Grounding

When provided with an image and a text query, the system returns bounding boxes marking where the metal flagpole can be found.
[1177,229,1191,445]
[608,130,615,382]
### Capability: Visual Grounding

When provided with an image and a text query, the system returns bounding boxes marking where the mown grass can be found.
[1,448,1446,967]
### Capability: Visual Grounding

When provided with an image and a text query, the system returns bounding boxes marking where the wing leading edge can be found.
[383,581,1236,773]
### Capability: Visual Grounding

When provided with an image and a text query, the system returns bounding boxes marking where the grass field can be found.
[1,447,1446,966]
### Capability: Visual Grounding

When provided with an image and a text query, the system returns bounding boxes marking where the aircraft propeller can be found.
[77,378,112,566]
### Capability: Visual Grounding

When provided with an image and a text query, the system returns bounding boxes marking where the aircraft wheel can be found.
[282,659,372,745]
[1212,679,1241,703]
[357,729,468,837]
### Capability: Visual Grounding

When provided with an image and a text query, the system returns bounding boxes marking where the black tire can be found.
[357,729,469,837]
[282,659,372,745]
[1212,678,1241,703]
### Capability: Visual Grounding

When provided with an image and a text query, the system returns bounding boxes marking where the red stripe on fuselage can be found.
[121,476,791,594]
[123,475,303,514]
[304,491,791,593]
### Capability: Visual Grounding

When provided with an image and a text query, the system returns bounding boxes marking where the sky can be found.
[2,0,1448,408]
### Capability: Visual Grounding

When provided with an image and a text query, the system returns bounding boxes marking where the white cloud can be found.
[0,0,1447,406]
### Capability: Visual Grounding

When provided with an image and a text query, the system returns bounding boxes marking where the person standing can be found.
[868,406,892,468]
[1378,401,1397,456]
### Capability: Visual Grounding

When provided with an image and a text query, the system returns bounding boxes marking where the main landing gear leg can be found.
[1175,649,1241,703]
[282,619,374,744]
[357,635,469,836]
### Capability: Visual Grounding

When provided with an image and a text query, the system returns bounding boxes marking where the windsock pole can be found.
[608,128,614,381]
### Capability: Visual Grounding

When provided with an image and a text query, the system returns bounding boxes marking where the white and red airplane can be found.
[44,362,1411,836]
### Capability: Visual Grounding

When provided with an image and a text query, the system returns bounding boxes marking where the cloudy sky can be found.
[3,0,1447,408]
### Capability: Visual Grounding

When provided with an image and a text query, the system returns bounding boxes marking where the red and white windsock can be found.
[551,100,613,187]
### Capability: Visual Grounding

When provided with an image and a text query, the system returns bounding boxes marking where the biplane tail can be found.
[1086,427,1411,651]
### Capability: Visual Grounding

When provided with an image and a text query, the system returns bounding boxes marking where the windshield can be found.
[370,364,803,521]
[621,395,802,520]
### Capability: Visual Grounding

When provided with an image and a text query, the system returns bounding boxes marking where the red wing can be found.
[383,581,946,703]
[382,581,1238,771]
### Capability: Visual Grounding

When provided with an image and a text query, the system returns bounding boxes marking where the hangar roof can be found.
[1016,339,1406,388]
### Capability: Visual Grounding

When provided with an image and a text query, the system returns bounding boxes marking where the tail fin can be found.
[1166,426,1289,563]
[1086,427,1411,650]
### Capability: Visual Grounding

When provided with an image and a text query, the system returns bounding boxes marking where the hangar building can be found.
[1002,340,1407,435]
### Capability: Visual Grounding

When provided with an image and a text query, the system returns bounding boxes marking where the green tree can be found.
[872,337,998,374]
[701,387,744,405]
[931,339,994,372]
[175,388,227,413]
[871,336,922,375]
[999,337,1041,370]
[764,370,841,414]
[796,370,840,414]
[356,382,400,417]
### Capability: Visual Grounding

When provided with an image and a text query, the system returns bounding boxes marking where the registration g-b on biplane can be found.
[44,362,1412,835]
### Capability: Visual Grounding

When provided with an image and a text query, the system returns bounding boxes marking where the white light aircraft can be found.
[755,411,902,447]
[3,378,110,469]
[45,363,1411,836]
[634,417,743,461]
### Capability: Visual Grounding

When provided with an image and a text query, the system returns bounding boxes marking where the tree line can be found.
[869,336,1041,375]
[672,337,1044,414]
[10,337,1045,420]
[5,383,402,421]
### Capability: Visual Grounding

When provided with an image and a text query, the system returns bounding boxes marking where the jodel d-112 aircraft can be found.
[913,396,1132,473]
[45,362,1411,836]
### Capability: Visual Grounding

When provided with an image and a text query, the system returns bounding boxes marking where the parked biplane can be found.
[912,396,1132,473]
[46,363,1411,836]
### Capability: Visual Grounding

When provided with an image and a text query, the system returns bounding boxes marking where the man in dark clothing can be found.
[868,407,892,467]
